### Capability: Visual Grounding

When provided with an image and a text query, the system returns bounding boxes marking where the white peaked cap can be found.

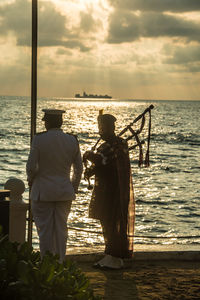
[42,109,65,115]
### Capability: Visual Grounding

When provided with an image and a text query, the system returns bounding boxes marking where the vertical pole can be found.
[28,0,38,245]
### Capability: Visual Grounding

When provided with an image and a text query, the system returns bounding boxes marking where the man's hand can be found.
[83,150,94,162]
[27,178,33,188]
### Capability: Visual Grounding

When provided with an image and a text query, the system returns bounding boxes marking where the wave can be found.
[151,132,200,146]
[160,166,182,173]
[0,167,22,173]
[0,148,27,153]
[136,199,170,207]
[177,213,200,218]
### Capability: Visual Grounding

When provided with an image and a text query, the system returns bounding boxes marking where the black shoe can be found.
[93,263,122,270]
[92,263,101,269]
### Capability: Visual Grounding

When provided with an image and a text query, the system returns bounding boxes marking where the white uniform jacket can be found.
[26,128,83,202]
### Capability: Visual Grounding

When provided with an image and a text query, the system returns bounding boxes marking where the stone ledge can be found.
[66,251,200,262]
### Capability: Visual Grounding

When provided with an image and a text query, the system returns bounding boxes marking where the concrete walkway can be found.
[67,249,200,299]
[77,260,200,299]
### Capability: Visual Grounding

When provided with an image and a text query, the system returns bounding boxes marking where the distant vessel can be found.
[75,91,112,99]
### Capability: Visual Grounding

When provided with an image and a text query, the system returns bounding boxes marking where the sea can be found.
[0,96,200,253]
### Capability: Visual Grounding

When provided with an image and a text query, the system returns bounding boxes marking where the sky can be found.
[0,0,200,100]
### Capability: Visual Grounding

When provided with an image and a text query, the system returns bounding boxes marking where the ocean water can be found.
[0,96,200,252]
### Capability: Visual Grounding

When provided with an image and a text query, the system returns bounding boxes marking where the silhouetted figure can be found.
[26,109,83,262]
[84,113,135,269]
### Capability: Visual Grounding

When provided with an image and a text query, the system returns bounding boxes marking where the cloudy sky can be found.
[0,0,200,100]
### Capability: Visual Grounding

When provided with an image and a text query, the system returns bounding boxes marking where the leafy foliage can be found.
[0,227,100,300]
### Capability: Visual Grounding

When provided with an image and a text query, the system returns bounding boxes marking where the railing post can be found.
[4,178,28,244]
[0,190,10,235]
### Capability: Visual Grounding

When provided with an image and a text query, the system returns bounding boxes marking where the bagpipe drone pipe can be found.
[83,104,154,189]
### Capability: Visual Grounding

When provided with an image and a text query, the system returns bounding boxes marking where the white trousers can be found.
[32,200,72,262]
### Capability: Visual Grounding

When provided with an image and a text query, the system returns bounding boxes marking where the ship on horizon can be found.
[75,91,112,99]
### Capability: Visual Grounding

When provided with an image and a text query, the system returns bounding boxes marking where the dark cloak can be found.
[88,136,135,258]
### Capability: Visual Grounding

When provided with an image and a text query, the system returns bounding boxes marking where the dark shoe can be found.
[93,264,122,270]
[92,263,101,269]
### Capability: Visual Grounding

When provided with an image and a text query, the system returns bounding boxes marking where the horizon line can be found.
[0,95,200,102]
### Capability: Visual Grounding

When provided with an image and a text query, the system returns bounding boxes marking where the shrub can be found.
[0,228,100,300]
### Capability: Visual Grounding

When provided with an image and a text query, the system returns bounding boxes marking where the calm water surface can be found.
[0,96,200,251]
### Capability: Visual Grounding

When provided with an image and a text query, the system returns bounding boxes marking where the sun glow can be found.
[50,0,104,9]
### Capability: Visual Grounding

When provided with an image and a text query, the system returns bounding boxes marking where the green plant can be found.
[0,227,100,300]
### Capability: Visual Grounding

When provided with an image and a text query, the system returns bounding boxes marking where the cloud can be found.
[162,44,200,72]
[79,11,100,33]
[0,0,91,52]
[108,0,200,12]
[163,44,200,64]
[0,0,31,44]
[37,39,91,52]
[0,61,31,96]
[107,10,200,44]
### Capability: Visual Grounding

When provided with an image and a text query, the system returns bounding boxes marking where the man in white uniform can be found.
[26,109,83,262]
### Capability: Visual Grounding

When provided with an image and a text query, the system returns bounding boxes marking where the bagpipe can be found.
[83,104,154,189]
